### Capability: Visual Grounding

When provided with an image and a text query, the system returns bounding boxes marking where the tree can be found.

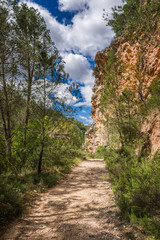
[13,3,49,146]
[100,49,123,145]
[100,49,140,147]
[0,1,17,158]
[0,0,83,177]
[103,0,160,39]
[34,33,68,174]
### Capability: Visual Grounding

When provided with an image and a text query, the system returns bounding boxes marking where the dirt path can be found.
[2,159,147,240]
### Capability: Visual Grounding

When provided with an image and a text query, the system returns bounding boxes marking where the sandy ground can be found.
[2,159,147,240]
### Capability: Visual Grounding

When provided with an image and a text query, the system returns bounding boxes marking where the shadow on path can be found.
[2,159,146,240]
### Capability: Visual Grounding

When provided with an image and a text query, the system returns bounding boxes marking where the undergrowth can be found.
[104,147,160,239]
[94,145,106,159]
[0,155,83,224]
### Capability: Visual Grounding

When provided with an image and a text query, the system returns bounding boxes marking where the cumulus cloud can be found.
[20,0,122,107]
[53,83,78,105]
[63,53,93,84]
[62,53,94,106]
[21,0,122,57]
[74,85,93,107]
[59,0,89,11]
[57,0,123,57]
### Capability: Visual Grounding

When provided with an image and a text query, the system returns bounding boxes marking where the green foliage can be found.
[95,145,106,158]
[102,74,160,238]
[102,72,160,237]
[101,49,141,147]
[139,78,160,118]
[0,146,84,223]
[117,89,140,143]
[104,0,139,37]
[74,120,86,141]
[0,1,86,224]
[99,36,160,239]
[0,177,24,221]
[0,136,7,174]
[103,0,160,39]
[93,65,99,78]
[100,49,119,111]
[0,170,62,222]
[146,79,160,112]
[85,151,93,160]
[0,104,85,220]
[105,149,160,237]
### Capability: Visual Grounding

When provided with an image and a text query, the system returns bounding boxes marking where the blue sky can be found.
[20,0,122,125]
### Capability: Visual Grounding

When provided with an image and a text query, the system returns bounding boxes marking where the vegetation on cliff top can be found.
[103,0,160,40]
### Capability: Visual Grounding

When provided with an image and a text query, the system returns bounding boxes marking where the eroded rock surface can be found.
[85,24,160,154]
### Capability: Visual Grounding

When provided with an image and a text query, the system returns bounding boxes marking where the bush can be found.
[0,149,84,223]
[0,177,24,221]
[94,145,106,158]
[105,149,160,237]
[85,151,93,160]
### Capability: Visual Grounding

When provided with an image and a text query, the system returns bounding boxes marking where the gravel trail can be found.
[2,159,147,240]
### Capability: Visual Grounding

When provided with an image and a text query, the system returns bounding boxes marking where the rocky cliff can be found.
[85,50,107,154]
[85,22,160,155]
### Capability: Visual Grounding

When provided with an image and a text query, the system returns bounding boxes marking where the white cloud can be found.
[72,84,93,107]
[31,78,54,107]
[59,0,89,11]
[63,53,93,84]
[81,85,93,106]
[80,116,88,120]
[79,115,93,124]
[58,0,123,57]
[62,53,94,106]
[32,80,78,106]
[20,0,123,107]
[21,0,122,57]
[54,83,78,105]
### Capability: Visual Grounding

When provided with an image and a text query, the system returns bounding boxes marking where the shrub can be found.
[95,145,106,158]
[0,177,24,221]
[105,149,160,237]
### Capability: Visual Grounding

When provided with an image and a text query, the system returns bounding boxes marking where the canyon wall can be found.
[85,49,108,154]
[85,24,160,155]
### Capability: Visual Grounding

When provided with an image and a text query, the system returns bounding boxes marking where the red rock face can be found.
[85,26,160,155]
[85,83,106,154]
[141,110,160,155]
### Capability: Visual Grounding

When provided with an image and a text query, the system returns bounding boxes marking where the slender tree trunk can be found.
[38,131,44,175]
[38,75,46,174]
[23,60,35,146]
[38,144,43,175]
[1,61,12,156]
[23,78,32,146]
[38,109,45,174]
[0,97,8,143]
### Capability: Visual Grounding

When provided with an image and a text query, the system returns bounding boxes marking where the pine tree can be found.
[13,3,49,146]
[0,1,16,158]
